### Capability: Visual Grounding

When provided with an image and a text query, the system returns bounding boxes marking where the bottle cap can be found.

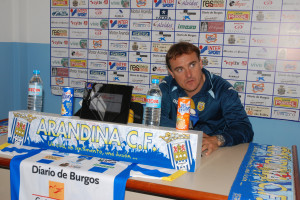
[33,70,40,75]
[152,79,159,84]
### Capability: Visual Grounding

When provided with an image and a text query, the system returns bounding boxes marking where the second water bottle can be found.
[143,79,162,126]
[27,70,43,112]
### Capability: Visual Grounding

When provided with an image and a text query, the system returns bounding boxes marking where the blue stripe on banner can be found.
[11,118,16,143]
[228,143,255,200]
[167,143,175,168]
[131,165,172,178]
[52,153,65,157]
[10,149,44,200]
[100,162,115,166]
[78,155,93,160]
[24,123,30,144]
[113,163,137,200]
[1,147,35,154]
[89,166,108,173]
[12,118,16,132]
[37,159,54,164]
[186,140,192,166]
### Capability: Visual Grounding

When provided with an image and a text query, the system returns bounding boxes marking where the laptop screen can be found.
[80,83,133,124]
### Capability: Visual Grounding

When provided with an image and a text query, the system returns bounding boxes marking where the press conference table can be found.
[0,134,299,200]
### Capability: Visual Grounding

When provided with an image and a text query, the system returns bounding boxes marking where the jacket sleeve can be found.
[219,88,254,146]
[159,82,176,128]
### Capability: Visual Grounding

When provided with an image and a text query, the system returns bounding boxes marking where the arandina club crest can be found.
[197,102,205,111]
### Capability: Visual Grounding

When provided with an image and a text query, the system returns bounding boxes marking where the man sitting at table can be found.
[159,42,254,156]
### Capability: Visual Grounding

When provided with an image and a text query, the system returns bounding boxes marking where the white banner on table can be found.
[8,110,202,172]
[11,149,133,200]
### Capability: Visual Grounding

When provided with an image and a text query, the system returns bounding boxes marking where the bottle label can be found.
[146,95,161,108]
[28,84,43,96]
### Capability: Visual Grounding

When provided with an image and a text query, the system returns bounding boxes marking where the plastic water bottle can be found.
[143,79,162,126]
[27,70,43,112]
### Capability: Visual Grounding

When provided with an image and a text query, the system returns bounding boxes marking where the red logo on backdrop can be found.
[94,30,103,36]
[136,0,147,7]
[274,98,298,108]
[206,34,217,43]
[234,23,244,29]
[264,0,272,5]
[207,22,224,32]
[55,77,64,85]
[95,9,103,15]
[131,95,146,103]
[252,83,264,93]
[57,68,68,77]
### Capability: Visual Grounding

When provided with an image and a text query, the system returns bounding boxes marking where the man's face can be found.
[168,52,205,98]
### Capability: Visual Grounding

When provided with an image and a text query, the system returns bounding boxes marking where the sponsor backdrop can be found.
[50,0,300,122]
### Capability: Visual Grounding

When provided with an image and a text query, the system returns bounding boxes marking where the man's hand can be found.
[202,133,220,156]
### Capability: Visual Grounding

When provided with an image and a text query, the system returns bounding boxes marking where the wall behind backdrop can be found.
[0,0,299,165]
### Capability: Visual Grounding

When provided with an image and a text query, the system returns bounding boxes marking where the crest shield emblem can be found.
[167,140,192,170]
[197,102,205,111]
[12,117,29,145]
[15,120,26,137]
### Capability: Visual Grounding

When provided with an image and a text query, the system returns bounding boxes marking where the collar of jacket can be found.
[170,68,215,99]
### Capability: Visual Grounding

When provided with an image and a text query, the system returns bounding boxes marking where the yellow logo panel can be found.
[131,94,146,103]
[227,11,251,21]
[274,97,299,108]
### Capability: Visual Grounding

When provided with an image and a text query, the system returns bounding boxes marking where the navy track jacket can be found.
[159,68,254,147]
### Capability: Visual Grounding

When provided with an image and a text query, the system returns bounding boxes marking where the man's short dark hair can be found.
[166,42,200,70]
